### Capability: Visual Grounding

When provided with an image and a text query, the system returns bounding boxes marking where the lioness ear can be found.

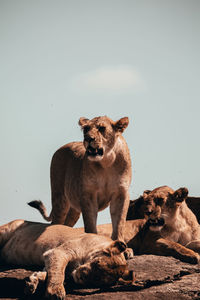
[173,187,188,203]
[113,117,129,133]
[109,241,127,255]
[79,117,89,127]
[143,190,151,200]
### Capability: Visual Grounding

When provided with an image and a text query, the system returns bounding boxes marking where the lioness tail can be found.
[28,200,52,222]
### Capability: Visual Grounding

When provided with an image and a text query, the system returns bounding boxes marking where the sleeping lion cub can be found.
[30,116,132,241]
[0,220,131,299]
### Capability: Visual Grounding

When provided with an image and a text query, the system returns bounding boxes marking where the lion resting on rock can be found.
[30,185,200,264]
[0,219,132,299]
[128,186,200,264]
[30,116,132,241]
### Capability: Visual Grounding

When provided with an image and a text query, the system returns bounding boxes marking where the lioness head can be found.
[79,116,129,161]
[143,186,188,231]
[72,240,131,287]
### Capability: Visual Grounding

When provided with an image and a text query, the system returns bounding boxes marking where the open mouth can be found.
[147,217,165,227]
[86,146,104,157]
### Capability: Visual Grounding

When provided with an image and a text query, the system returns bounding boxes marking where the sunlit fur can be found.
[0,220,130,299]
[140,186,200,262]
[29,116,132,241]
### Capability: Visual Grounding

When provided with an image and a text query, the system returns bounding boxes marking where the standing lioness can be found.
[31,116,132,241]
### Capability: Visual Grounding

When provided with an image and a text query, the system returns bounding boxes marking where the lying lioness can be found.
[30,196,200,264]
[0,220,132,299]
[132,185,200,263]
[41,115,132,241]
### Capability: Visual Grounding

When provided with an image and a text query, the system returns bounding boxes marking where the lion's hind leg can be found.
[51,193,70,224]
[64,207,80,227]
[0,219,25,247]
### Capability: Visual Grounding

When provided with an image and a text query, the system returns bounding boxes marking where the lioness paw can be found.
[24,273,39,295]
[46,284,66,300]
[124,247,134,260]
[24,280,38,295]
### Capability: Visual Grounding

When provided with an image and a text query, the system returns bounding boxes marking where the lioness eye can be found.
[83,126,90,134]
[98,126,105,133]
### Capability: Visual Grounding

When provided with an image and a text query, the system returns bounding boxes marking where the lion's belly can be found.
[69,190,113,212]
[95,178,117,211]
[97,193,111,211]
[65,166,126,212]
[64,179,82,212]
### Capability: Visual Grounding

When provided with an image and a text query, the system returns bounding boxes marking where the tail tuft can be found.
[28,200,43,209]
[27,200,52,222]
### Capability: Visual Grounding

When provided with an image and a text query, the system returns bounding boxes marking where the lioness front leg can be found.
[155,238,200,264]
[186,240,200,254]
[81,192,98,234]
[110,189,130,241]
[43,248,72,299]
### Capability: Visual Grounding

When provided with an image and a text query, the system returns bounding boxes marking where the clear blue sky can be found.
[0,0,200,226]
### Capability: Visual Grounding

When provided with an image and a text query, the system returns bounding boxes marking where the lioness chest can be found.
[63,142,130,212]
[161,218,197,245]
[83,167,125,210]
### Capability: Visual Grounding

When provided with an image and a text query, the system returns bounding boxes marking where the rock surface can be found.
[0,255,199,299]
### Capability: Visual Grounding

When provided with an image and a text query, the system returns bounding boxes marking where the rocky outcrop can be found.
[0,255,199,299]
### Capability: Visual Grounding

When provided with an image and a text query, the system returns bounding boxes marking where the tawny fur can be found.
[134,185,200,264]
[0,220,130,299]
[29,193,200,265]
[30,116,132,241]
[95,219,200,264]
[127,194,200,223]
